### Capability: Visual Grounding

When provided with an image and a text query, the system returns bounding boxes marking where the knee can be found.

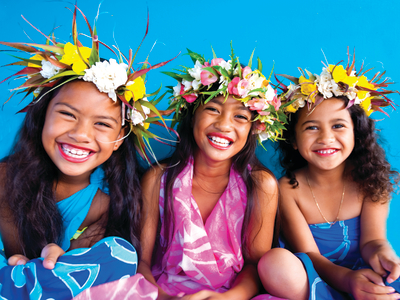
[258,248,296,280]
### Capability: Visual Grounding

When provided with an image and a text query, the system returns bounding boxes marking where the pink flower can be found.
[180,84,197,103]
[211,58,225,67]
[237,79,250,97]
[242,66,252,78]
[203,61,210,67]
[247,98,267,111]
[200,70,218,85]
[254,121,266,132]
[271,96,281,111]
[258,111,270,116]
[228,77,240,95]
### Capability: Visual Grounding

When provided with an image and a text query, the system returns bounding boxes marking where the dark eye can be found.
[305,125,318,130]
[205,106,219,113]
[95,122,112,128]
[236,114,249,121]
[333,124,344,129]
[59,111,75,118]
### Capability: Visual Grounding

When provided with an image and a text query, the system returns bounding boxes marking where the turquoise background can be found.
[0,0,398,253]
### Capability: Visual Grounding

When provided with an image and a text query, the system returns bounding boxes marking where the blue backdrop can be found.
[0,0,398,253]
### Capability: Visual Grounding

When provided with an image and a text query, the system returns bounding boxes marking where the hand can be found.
[40,243,65,270]
[369,247,400,284]
[348,269,399,299]
[8,254,29,266]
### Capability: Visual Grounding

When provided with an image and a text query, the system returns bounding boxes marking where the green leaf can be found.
[202,66,218,76]
[248,48,255,69]
[211,45,217,59]
[257,57,262,72]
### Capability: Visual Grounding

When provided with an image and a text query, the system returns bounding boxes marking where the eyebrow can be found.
[301,118,350,126]
[54,102,119,125]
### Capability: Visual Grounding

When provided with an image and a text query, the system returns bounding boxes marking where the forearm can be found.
[137,261,172,300]
[221,264,260,300]
[306,252,353,293]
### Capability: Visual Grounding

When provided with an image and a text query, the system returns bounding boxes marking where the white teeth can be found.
[209,136,231,147]
[317,149,336,154]
[61,144,90,158]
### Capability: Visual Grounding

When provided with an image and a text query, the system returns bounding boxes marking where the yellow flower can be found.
[360,97,373,116]
[285,104,297,113]
[60,42,91,74]
[28,54,44,68]
[143,122,150,130]
[356,75,376,91]
[330,65,358,87]
[299,76,316,96]
[125,77,146,102]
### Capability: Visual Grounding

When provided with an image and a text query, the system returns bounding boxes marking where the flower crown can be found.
[277,50,398,116]
[0,6,174,162]
[164,47,289,142]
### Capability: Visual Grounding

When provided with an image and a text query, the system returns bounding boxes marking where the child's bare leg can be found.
[258,248,309,300]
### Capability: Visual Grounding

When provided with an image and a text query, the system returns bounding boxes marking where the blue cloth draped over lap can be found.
[283,216,400,299]
[0,167,138,300]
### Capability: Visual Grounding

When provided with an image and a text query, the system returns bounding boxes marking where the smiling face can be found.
[42,80,124,180]
[192,95,252,164]
[293,97,355,172]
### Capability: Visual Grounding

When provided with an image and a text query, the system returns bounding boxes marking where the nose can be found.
[67,120,93,143]
[214,112,233,132]
[317,128,335,145]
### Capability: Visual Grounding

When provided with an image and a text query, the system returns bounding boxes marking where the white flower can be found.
[218,74,229,91]
[264,84,276,101]
[346,87,359,102]
[173,82,182,97]
[182,79,193,91]
[83,58,128,101]
[316,68,340,99]
[219,59,232,72]
[188,60,203,81]
[192,79,201,91]
[130,109,146,126]
[40,59,61,79]
[258,131,271,142]
[247,73,266,96]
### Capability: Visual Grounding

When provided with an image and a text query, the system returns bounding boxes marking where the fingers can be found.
[40,243,65,270]
[355,269,397,296]
[7,254,29,266]
[381,258,400,284]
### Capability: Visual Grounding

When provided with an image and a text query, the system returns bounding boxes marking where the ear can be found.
[113,127,125,151]
[292,140,298,150]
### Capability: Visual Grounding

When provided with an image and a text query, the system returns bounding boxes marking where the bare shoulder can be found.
[251,169,278,194]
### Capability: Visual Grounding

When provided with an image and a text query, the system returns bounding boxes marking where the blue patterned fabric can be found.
[290,217,400,299]
[0,237,137,299]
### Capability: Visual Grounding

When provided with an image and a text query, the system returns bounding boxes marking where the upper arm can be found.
[245,170,278,262]
[359,199,389,250]
[0,163,22,257]
[140,166,164,266]
[279,176,320,254]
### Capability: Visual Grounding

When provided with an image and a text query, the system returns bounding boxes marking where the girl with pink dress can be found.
[138,48,288,300]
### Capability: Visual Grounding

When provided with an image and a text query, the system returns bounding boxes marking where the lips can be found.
[58,143,95,163]
[207,133,233,150]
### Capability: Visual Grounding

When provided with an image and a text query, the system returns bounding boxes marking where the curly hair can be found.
[155,95,279,261]
[278,96,399,203]
[2,79,143,259]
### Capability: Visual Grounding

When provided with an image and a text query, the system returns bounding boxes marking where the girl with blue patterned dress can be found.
[257,53,400,299]
[0,6,171,300]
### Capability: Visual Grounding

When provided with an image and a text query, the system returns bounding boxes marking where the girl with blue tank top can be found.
[257,52,400,299]
[0,5,172,299]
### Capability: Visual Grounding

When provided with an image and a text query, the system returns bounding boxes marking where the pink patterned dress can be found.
[152,158,285,300]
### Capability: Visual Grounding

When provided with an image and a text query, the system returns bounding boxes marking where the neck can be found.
[54,170,92,201]
[307,163,347,185]
[193,150,232,182]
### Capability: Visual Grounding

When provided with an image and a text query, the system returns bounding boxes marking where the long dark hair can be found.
[2,79,142,259]
[278,96,399,203]
[159,100,277,260]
